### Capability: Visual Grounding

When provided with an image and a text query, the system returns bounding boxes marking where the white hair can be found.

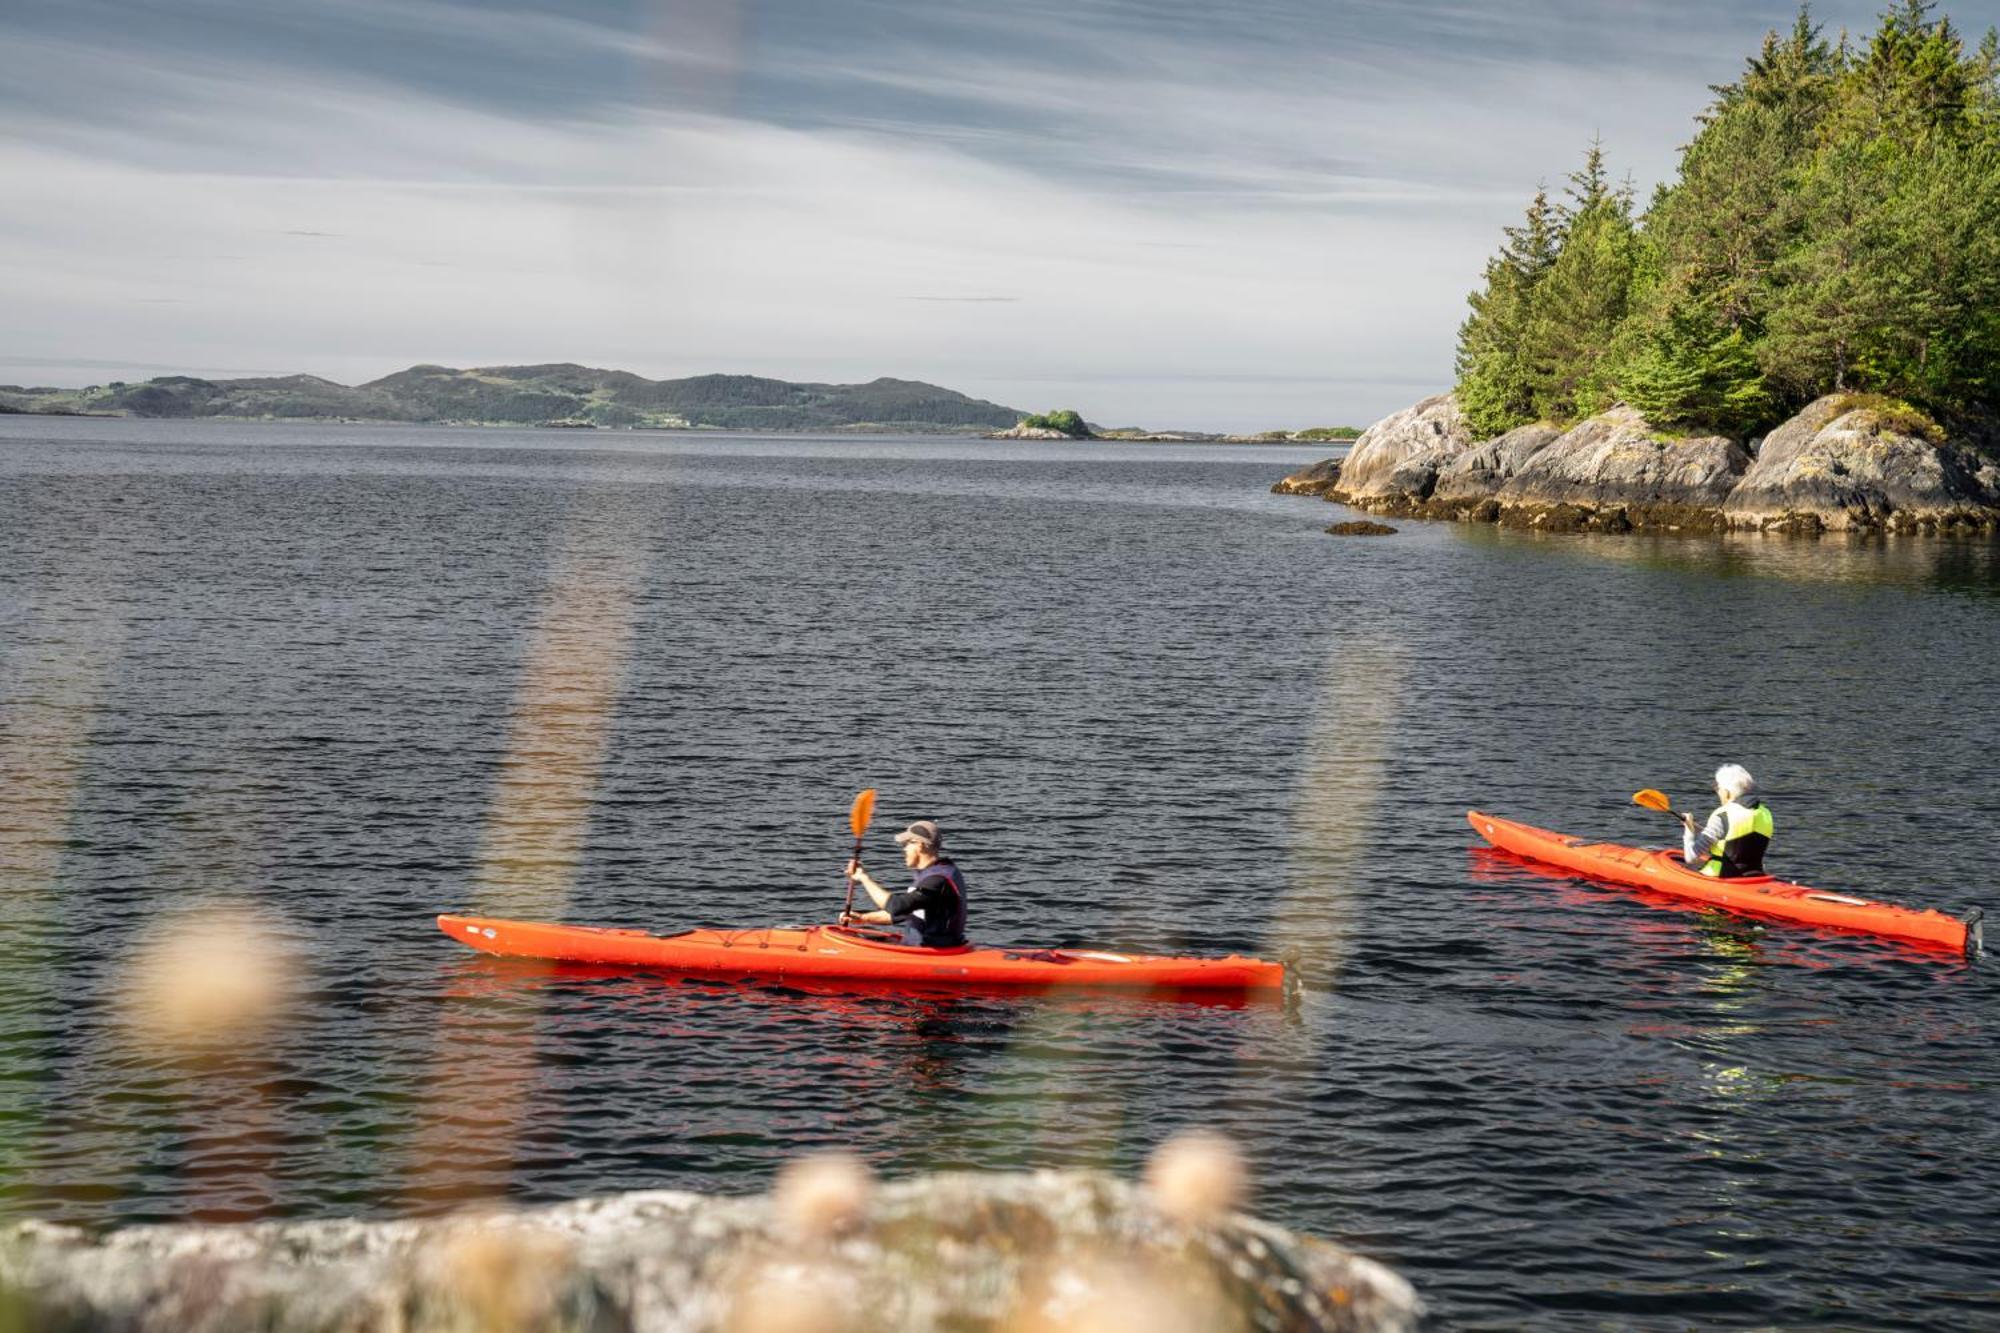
[1714,764,1756,801]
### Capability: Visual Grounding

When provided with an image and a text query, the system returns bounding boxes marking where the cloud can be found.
[0,0,1902,428]
[1,119,1482,427]
[0,355,277,376]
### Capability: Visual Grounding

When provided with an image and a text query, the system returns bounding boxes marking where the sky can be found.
[0,0,1908,430]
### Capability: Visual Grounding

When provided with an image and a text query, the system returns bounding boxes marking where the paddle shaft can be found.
[842,833,865,921]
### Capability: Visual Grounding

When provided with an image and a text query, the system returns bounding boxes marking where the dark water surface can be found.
[2,417,1996,1328]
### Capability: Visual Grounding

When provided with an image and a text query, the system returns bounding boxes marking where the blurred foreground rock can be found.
[0,1170,1419,1333]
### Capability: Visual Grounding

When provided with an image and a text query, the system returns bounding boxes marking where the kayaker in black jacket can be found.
[1681,763,1775,877]
[843,819,968,948]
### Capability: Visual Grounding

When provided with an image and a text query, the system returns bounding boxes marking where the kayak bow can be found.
[1468,810,1983,955]
[438,915,1286,991]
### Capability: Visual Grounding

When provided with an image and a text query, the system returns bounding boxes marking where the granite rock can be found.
[0,1171,1421,1333]
[990,423,1087,440]
[1328,395,1474,511]
[1722,395,2000,533]
[1494,406,1749,532]
[1272,458,1344,497]
[1431,423,1564,509]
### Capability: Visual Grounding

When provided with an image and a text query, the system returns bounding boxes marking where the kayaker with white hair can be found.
[1682,764,1775,878]
[843,819,968,948]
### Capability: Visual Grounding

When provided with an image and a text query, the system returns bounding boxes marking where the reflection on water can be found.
[411,492,648,1208]
[1454,520,2000,595]
[1277,633,1404,987]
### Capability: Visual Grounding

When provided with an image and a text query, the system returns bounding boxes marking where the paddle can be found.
[841,788,877,925]
[1633,788,1694,834]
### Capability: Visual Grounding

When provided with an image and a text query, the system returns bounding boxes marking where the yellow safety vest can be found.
[1703,800,1775,878]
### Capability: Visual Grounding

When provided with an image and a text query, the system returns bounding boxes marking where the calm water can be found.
[2,416,1996,1329]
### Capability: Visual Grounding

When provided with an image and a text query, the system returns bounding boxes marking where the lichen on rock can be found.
[1494,406,1748,528]
[1723,394,2000,533]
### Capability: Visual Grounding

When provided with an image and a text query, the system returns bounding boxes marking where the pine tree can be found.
[1765,4,2000,409]
[1517,141,1637,422]
[1448,4,1999,438]
[1602,11,1835,429]
[1455,188,1562,436]
[1621,300,1775,433]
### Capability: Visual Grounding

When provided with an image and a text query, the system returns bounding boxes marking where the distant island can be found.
[991,407,1363,444]
[0,366,1364,442]
[0,364,1026,434]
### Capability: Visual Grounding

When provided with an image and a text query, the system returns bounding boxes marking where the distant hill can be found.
[0,363,1027,433]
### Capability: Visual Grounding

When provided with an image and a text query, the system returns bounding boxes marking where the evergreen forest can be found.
[1454,2,2000,440]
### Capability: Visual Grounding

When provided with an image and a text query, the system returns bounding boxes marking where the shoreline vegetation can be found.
[1283,3,2000,536]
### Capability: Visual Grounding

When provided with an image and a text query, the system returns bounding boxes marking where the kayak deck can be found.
[1467,811,1981,955]
[438,915,1287,991]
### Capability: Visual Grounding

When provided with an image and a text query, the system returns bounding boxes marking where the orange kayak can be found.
[438,914,1287,991]
[1468,811,1982,954]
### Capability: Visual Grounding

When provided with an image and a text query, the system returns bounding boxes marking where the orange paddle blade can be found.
[849,788,878,837]
[1632,789,1673,812]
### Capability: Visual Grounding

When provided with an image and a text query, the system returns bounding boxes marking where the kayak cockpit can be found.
[818,924,975,956]
[1644,849,1777,887]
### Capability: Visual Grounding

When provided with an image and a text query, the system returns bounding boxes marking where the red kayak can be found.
[1468,811,1982,954]
[438,915,1287,991]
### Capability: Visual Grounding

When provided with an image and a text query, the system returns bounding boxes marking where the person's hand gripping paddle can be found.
[841,788,877,926]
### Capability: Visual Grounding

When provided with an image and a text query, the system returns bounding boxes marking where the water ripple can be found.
[1,418,1997,1328]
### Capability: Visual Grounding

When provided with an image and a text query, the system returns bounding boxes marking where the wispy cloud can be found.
[0,355,281,376]
[0,0,1899,428]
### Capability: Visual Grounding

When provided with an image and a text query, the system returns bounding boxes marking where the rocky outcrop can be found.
[1272,457,1343,496]
[1326,520,1397,536]
[990,422,1089,440]
[1723,395,2000,533]
[1327,394,1474,511]
[1430,423,1564,510]
[1277,392,2000,537]
[0,1171,1420,1333]
[1493,406,1749,533]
